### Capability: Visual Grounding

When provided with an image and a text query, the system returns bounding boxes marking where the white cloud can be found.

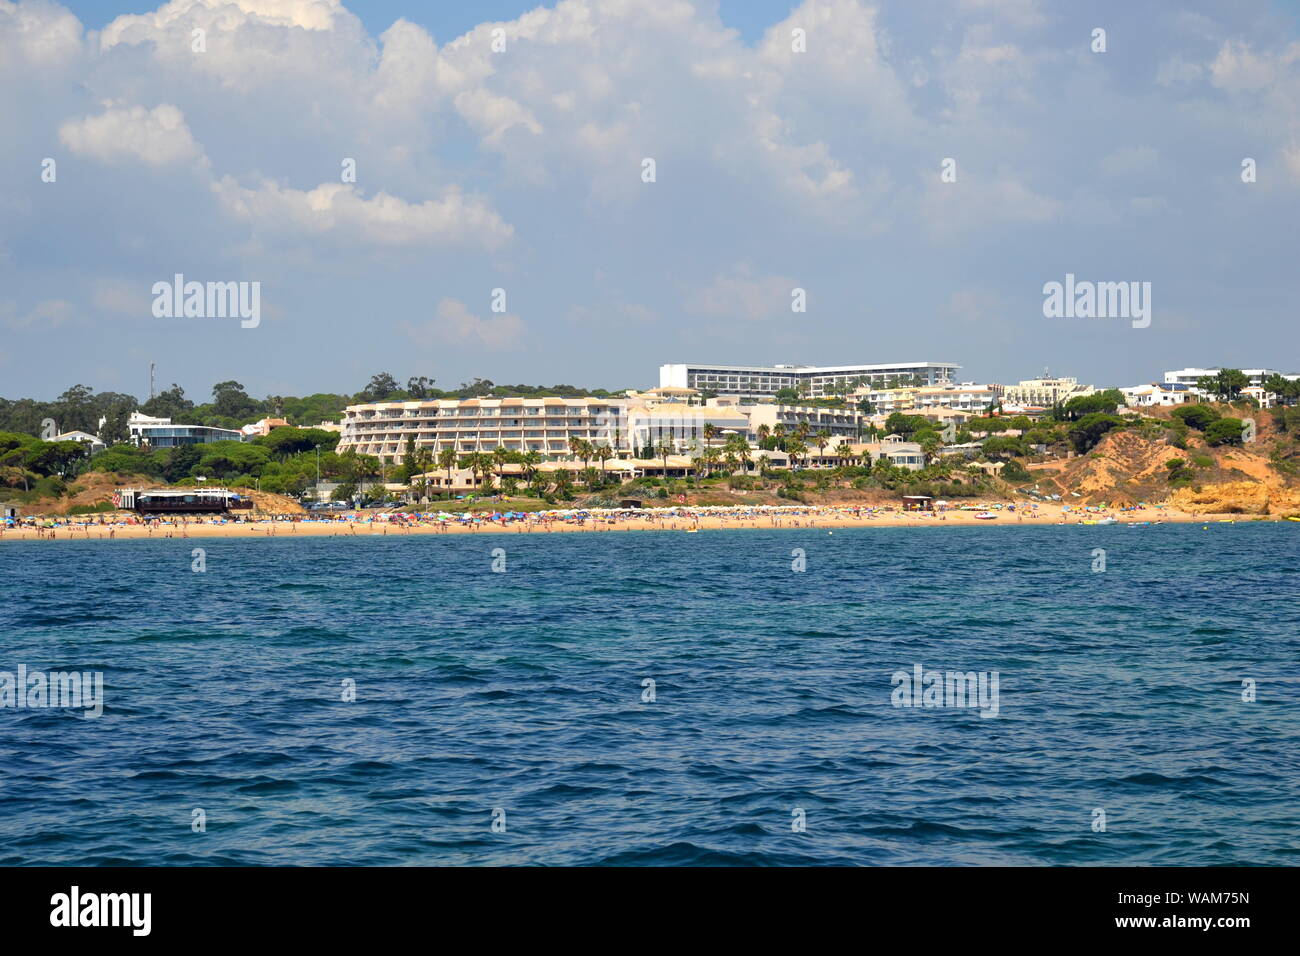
[93,278,148,315]
[1,299,75,330]
[453,88,543,145]
[0,0,84,69]
[100,0,346,47]
[957,0,1044,28]
[1209,39,1298,93]
[403,298,524,350]
[59,103,204,167]
[920,173,1062,240]
[568,302,656,326]
[211,178,513,248]
[684,267,799,321]
[1100,146,1160,177]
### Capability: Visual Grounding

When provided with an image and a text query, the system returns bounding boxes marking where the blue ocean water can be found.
[1,523,1297,866]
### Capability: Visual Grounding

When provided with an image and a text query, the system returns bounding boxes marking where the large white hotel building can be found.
[659,361,960,400]
[337,391,874,464]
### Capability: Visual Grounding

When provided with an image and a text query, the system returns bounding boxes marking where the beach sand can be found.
[0,504,1272,542]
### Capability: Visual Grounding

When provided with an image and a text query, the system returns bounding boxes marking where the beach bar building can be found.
[114,488,253,514]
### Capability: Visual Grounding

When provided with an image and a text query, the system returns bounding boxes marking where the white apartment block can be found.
[1163,367,1299,390]
[337,397,628,463]
[660,361,960,400]
[740,402,868,440]
[853,383,1002,413]
[1001,377,1095,407]
[338,392,877,464]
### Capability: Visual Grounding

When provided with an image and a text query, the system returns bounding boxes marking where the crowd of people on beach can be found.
[0,500,1183,540]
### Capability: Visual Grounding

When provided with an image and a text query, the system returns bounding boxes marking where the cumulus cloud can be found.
[0,0,84,69]
[403,298,524,350]
[0,298,76,330]
[684,267,799,322]
[568,301,656,326]
[211,178,514,248]
[920,173,1062,240]
[58,103,204,166]
[1209,39,1297,93]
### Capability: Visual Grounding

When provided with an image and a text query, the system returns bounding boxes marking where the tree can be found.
[1068,413,1125,453]
[1215,369,1250,401]
[1204,418,1246,446]
[1262,374,1298,407]
[814,428,831,463]
[98,405,131,444]
[656,439,674,478]
[139,384,193,421]
[1172,404,1220,431]
[1002,458,1032,483]
[54,385,98,433]
[163,443,201,483]
[437,447,458,494]
[1060,390,1125,420]
[725,433,752,473]
[399,433,418,482]
[406,376,436,399]
[211,381,258,421]
[359,372,402,403]
[520,450,542,485]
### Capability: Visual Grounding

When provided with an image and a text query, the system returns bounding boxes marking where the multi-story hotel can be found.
[337,397,628,463]
[337,388,876,463]
[659,361,960,400]
[851,383,1002,414]
[1163,367,1299,389]
[1000,377,1094,407]
[739,401,867,440]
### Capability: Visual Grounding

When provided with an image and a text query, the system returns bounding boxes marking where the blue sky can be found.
[2,0,1299,403]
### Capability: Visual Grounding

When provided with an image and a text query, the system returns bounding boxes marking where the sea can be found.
[1,523,1297,866]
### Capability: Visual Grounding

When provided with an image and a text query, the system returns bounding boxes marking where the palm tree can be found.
[703,423,717,448]
[492,446,510,487]
[814,428,831,466]
[698,447,718,478]
[437,447,457,496]
[785,439,806,470]
[724,433,751,473]
[834,441,853,469]
[656,438,674,479]
[521,450,542,485]
[568,436,594,471]
[458,453,481,492]
[596,444,614,482]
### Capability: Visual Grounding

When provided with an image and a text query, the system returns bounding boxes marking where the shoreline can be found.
[0,504,1280,542]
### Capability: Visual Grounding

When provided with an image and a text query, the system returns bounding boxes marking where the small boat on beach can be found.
[974,512,996,520]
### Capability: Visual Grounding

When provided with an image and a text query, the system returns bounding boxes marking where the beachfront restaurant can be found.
[114,488,253,514]
[902,495,934,512]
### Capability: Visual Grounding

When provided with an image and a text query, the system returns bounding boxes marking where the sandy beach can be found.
[0,503,1275,542]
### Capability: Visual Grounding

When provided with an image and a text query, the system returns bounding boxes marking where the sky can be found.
[2,0,1299,403]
